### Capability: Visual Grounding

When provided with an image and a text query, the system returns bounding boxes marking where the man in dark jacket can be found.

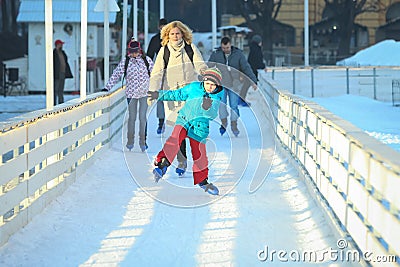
[53,39,73,105]
[239,34,267,106]
[208,36,257,137]
[247,35,266,77]
[146,18,168,61]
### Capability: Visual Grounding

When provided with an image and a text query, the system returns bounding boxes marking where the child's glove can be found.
[148,91,159,100]
[202,96,212,110]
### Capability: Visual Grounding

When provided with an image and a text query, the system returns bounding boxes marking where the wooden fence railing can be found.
[0,89,126,246]
[258,72,400,266]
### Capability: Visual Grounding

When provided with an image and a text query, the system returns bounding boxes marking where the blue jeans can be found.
[219,88,240,122]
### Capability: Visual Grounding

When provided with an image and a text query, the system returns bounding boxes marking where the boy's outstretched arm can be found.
[153,87,188,102]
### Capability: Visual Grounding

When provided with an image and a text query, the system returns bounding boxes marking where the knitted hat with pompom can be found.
[202,67,222,86]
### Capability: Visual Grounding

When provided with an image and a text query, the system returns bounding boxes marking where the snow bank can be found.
[336,39,400,67]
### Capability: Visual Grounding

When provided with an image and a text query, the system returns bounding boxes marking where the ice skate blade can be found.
[199,183,219,195]
[153,168,164,183]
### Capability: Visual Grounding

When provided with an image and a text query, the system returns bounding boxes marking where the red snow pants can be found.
[155,125,208,185]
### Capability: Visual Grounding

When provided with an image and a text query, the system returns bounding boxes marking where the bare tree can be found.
[235,0,283,64]
[323,0,385,59]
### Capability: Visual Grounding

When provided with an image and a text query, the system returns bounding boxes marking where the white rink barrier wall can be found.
[0,89,126,246]
[264,66,400,102]
[258,72,400,266]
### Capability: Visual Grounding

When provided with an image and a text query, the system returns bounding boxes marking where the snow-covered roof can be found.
[17,0,117,24]
[218,25,252,33]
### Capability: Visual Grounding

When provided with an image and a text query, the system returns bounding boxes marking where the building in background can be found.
[0,0,28,94]
[3,0,400,82]
[16,0,118,93]
[376,2,400,42]
[220,0,400,66]
[0,0,27,61]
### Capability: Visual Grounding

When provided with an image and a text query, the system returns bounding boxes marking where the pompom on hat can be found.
[127,39,141,53]
[202,67,222,86]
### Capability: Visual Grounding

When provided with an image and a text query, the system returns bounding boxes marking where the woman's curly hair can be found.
[160,20,193,46]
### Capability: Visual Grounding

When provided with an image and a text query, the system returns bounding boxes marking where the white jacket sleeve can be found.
[149,46,166,92]
[191,43,207,74]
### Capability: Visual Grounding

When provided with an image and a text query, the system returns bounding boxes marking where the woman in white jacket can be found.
[149,20,207,176]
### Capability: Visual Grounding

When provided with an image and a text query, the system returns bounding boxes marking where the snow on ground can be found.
[0,91,349,266]
[336,39,400,67]
[0,94,79,122]
[321,39,400,151]
[305,94,400,152]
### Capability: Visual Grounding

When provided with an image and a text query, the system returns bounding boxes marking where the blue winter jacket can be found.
[158,82,224,143]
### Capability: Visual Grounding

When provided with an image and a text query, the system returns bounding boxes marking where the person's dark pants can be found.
[54,72,66,105]
[177,138,187,163]
[156,100,165,119]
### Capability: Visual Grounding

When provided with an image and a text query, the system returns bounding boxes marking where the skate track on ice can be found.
[0,91,352,266]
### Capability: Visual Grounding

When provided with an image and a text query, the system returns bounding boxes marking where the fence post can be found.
[2,64,6,97]
[346,68,349,94]
[373,67,377,100]
[311,68,314,98]
[393,80,395,106]
[292,68,296,94]
[392,79,400,106]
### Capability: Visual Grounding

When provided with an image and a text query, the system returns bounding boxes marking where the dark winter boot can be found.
[219,118,228,136]
[153,157,170,182]
[157,118,165,134]
[231,120,239,137]
[199,178,219,195]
